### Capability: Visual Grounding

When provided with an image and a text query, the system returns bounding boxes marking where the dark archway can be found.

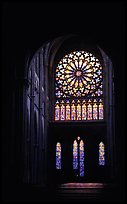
[2,2,125,202]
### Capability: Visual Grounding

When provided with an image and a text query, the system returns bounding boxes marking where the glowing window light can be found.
[99,142,105,166]
[73,140,78,169]
[66,101,70,120]
[55,50,103,121]
[79,140,84,177]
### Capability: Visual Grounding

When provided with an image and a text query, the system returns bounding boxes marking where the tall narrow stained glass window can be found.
[55,51,104,121]
[60,101,65,120]
[73,138,84,177]
[56,142,61,169]
[73,140,78,169]
[77,101,81,120]
[99,142,105,166]
[82,101,86,120]
[93,99,98,119]
[99,100,104,120]
[71,101,76,120]
[79,140,84,177]
[87,100,92,120]
[66,101,70,120]
[55,101,60,120]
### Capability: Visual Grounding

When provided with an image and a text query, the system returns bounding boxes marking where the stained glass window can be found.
[99,100,104,119]
[73,138,84,177]
[73,140,78,169]
[77,101,81,120]
[56,142,61,169]
[60,101,65,120]
[55,101,60,120]
[87,100,92,120]
[79,140,84,177]
[66,101,70,120]
[55,50,104,121]
[82,101,86,120]
[93,99,98,119]
[99,142,105,165]
[71,101,76,120]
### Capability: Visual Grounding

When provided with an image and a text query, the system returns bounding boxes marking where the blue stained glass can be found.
[79,140,84,176]
[99,142,105,166]
[55,50,104,122]
[73,140,78,169]
[73,139,84,177]
[56,142,61,169]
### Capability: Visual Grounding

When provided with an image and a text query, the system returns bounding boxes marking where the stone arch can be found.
[24,34,115,185]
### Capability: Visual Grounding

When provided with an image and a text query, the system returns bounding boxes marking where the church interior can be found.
[2,2,125,202]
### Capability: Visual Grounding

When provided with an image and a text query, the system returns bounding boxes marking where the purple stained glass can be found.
[79,140,84,176]
[55,103,60,120]
[55,50,104,122]
[99,142,105,165]
[73,140,78,169]
[56,142,61,169]
[99,102,103,119]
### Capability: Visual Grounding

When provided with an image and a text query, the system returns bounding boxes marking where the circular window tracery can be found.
[55,51,103,98]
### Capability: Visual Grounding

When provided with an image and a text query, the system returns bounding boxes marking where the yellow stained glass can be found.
[56,51,103,98]
[61,102,65,120]
[87,102,92,120]
[77,102,81,120]
[55,50,103,121]
[82,102,86,120]
[99,101,103,119]
[93,100,98,119]
[71,102,76,120]
[66,101,70,120]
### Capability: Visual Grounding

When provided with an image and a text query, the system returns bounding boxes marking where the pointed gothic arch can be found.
[73,137,85,177]
[24,34,115,185]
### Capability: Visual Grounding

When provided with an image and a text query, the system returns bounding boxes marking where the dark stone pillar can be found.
[30,59,35,184]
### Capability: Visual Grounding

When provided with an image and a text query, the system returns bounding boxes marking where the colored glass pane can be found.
[87,102,92,120]
[73,140,78,169]
[71,103,76,120]
[55,50,104,121]
[55,51,103,98]
[60,102,65,120]
[99,142,105,165]
[77,102,81,120]
[66,101,70,120]
[93,100,98,119]
[55,102,60,120]
[56,142,61,169]
[79,140,84,177]
[99,100,103,119]
[82,102,86,120]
